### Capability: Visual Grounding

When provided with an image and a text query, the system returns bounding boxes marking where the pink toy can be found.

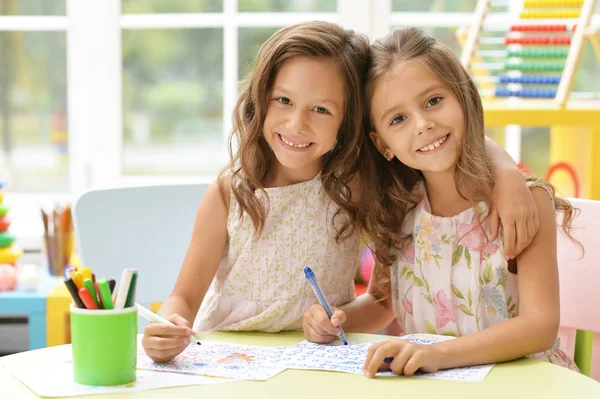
[0,264,17,291]
[359,246,375,284]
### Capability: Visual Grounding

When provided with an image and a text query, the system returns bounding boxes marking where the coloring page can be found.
[137,341,286,381]
[261,334,495,381]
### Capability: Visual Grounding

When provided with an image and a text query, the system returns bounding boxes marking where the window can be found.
[3,0,599,249]
[392,0,477,13]
[1,0,344,249]
[0,31,67,193]
[0,1,65,15]
[122,0,222,14]
[122,28,224,176]
[238,0,335,12]
[114,0,339,187]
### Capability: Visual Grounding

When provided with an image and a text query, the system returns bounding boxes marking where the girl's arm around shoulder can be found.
[485,136,539,260]
[434,187,560,369]
[156,176,231,324]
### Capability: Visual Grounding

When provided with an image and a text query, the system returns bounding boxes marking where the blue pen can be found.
[304,267,348,345]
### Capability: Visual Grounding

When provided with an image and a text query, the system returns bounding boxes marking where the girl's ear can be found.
[369,131,394,161]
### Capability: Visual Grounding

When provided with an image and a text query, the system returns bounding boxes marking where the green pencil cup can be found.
[70,305,137,386]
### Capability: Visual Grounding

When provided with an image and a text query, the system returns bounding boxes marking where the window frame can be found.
[3,0,599,250]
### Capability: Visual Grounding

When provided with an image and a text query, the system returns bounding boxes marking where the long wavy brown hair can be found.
[220,21,369,241]
[360,27,578,268]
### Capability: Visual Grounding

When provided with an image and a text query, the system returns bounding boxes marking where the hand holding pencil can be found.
[141,308,198,364]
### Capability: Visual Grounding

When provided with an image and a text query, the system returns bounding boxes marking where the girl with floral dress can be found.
[302,27,579,377]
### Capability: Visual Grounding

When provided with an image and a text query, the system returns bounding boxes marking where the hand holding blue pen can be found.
[304,267,348,345]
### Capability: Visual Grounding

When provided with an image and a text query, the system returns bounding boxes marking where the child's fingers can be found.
[388,345,414,376]
[363,341,385,372]
[303,315,339,340]
[305,328,336,344]
[166,313,193,330]
[515,217,531,256]
[142,333,189,363]
[364,341,400,378]
[146,347,185,364]
[144,322,191,337]
[330,309,347,328]
[403,351,424,376]
[531,207,540,234]
[307,304,342,336]
[503,221,516,259]
[302,315,336,343]
[145,335,190,351]
[526,216,537,245]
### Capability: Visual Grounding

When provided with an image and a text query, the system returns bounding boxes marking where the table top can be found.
[1,331,599,399]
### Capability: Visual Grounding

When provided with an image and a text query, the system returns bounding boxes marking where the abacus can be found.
[461,0,599,106]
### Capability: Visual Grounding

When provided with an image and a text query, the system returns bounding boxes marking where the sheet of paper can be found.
[137,341,286,381]
[2,346,228,397]
[261,334,495,382]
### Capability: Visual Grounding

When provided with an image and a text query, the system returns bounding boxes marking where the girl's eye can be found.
[426,96,442,107]
[390,115,406,126]
[314,106,330,114]
[277,97,291,105]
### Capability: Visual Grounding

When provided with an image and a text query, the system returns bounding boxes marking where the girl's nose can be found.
[285,110,306,134]
[415,113,434,134]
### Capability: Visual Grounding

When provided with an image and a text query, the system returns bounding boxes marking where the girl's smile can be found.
[277,133,313,151]
[416,133,450,154]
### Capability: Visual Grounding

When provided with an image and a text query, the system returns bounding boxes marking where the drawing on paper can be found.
[136,341,285,381]
[260,334,495,381]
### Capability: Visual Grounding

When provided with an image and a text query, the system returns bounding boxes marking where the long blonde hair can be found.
[222,21,369,241]
[360,27,578,267]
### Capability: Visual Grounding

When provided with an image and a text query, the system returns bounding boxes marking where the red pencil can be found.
[78,287,98,309]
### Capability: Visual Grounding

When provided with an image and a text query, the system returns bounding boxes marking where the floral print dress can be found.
[392,183,578,371]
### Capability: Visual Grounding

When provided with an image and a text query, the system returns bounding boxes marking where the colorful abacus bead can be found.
[505,61,565,72]
[524,0,583,7]
[520,9,581,19]
[510,25,569,32]
[498,75,561,85]
[505,36,571,45]
[495,88,557,98]
[507,48,569,58]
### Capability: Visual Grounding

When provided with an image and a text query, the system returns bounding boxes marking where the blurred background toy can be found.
[17,263,42,292]
[0,264,17,292]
